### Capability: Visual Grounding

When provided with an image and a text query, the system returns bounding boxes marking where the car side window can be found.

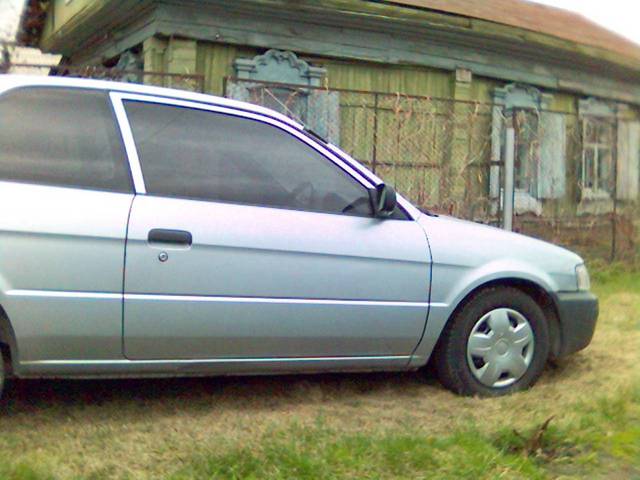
[0,87,132,192]
[124,100,374,216]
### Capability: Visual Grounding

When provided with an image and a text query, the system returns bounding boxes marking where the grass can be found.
[0,264,639,479]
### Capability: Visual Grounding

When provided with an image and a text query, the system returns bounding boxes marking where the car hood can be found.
[417,214,583,292]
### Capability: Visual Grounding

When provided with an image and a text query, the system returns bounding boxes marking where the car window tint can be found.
[124,101,373,216]
[0,87,132,192]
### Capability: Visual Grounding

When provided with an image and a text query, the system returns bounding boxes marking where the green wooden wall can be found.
[196,43,259,96]
[323,60,452,97]
[42,0,107,42]
[187,41,504,101]
[191,43,463,99]
[142,39,592,115]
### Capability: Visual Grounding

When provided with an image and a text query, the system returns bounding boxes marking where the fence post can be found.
[449,69,473,213]
[611,111,619,262]
[371,92,379,173]
[503,127,515,231]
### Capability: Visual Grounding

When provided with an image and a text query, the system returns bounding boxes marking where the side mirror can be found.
[369,183,397,218]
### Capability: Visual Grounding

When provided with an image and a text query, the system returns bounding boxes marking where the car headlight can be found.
[576,264,591,291]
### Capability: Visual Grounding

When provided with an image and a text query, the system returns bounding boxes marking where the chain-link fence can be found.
[226,78,501,224]
[226,78,639,262]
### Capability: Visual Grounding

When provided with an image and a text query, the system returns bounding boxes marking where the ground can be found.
[0,266,638,479]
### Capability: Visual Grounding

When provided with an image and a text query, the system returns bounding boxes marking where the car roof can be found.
[0,75,303,130]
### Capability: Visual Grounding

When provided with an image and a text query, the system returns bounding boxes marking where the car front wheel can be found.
[434,287,550,397]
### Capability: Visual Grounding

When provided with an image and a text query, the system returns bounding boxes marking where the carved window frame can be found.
[578,98,617,201]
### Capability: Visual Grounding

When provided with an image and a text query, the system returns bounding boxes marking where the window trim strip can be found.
[109,91,376,194]
[110,92,147,194]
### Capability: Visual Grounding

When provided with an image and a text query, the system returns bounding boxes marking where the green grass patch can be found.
[0,463,56,480]
[589,261,640,297]
[167,375,640,479]
[165,390,640,480]
[169,426,546,480]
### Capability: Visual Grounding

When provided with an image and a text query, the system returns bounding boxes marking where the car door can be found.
[116,93,431,362]
[0,85,134,365]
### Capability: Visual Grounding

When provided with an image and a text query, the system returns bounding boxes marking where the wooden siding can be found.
[41,0,105,40]
[36,0,640,105]
[549,93,578,114]
[196,43,258,96]
[192,42,505,102]
[36,0,640,69]
[323,60,452,97]
[470,76,501,104]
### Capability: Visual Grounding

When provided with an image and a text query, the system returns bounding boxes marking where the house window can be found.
[581,117,615,197]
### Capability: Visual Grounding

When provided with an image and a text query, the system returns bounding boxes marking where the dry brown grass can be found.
[0,275,638,479]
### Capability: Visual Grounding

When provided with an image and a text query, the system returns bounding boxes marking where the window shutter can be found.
[307,90,341,145]
[537,112,566,199]
[616,121,640,200]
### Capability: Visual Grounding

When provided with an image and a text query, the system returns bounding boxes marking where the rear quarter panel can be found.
[0,182,132,367]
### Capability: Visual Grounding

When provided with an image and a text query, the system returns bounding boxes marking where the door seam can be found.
[121,194,136,358]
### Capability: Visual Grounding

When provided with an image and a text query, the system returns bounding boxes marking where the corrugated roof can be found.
[386,0,640,61]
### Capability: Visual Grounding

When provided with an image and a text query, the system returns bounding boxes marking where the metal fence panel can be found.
[227,78,501,225]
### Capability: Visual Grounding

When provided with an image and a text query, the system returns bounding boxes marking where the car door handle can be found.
[148,229,193,247]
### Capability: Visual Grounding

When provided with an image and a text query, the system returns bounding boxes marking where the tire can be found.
[434,287,550,397]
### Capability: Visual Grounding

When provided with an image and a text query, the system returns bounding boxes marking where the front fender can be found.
[435,258,558,308]
[409,259,557,368]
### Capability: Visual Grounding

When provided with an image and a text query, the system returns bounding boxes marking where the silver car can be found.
[0,75,597,398]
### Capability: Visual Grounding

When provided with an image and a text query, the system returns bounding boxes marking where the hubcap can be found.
[466,308,535,388]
